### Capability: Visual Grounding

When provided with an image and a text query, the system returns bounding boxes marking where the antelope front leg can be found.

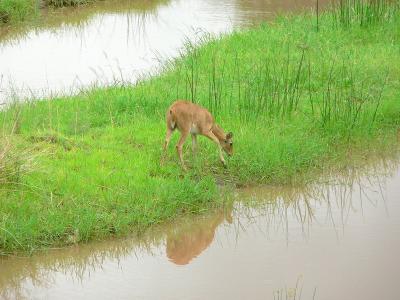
[217,147,227,168]
[176,130,189,171]
[204,131,226,167]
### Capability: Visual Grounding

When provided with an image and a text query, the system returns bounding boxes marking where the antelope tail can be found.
[168,109,177,130]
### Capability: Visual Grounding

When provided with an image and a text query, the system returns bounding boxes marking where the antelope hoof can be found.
[222,161,227,169]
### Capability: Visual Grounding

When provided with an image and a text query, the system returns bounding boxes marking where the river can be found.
[0,0,328,103]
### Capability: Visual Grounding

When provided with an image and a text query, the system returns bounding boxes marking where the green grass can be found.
[1,2,400,254]
[0,0,102,24]
[0,0,36,23]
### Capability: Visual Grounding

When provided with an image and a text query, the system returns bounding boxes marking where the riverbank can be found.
[0,0,169,27]
[0,0,94,24]
[1,2,399,254]
[0,0,173,47]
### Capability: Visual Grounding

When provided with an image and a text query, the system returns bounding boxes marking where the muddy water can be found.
[1,158,400,300]
[0,0,328,103]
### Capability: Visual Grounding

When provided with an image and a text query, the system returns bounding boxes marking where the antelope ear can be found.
[226,132,233,139]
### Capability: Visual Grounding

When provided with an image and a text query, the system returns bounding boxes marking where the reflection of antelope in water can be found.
[166,209,233,265]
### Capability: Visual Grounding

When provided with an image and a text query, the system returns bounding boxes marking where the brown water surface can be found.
[0,0,328,103]
[1,156,400,300]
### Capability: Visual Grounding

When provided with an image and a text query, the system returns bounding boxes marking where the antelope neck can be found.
[212,124,226,141]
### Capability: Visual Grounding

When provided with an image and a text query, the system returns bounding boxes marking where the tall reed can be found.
[332,0,399,27]
[171,36,387,131]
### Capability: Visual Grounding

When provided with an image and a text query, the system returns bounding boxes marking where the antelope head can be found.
[221,132,233,156]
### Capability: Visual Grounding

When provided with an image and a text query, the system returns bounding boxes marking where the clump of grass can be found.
[0,0,36,23]
[0,0,119,24]
[0,139,18,184]
[0,110,24,184]
[332,0,400,27]
[0,138,30,185]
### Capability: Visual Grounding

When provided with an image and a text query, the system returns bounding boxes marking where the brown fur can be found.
[163,100,233,170]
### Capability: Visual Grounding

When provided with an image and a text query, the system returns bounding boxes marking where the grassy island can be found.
[0,1,399,253]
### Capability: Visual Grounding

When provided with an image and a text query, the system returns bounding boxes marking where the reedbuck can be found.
[163,100,233,170]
